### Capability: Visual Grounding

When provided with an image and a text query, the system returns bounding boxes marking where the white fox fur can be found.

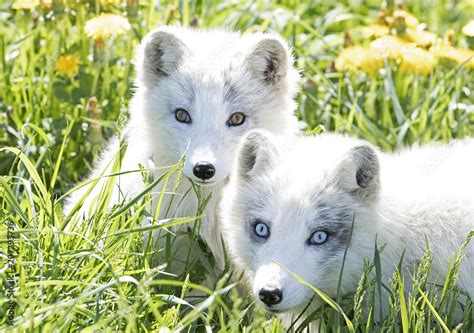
[221,130,473,325]
[65,27,299,270]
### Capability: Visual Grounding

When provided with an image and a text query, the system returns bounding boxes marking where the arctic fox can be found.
[221,130,473,323]
[65,27,299,270]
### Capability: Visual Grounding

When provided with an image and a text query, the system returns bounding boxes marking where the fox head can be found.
[221,130,381,314]
[131,27,299,186]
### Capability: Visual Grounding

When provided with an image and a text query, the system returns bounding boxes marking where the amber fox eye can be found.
[175,109,191,124]
[227,112,246,126]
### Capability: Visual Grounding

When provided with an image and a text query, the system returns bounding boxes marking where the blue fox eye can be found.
[175,108,191,124]
[253,222,270,239]
[308,231,328,245]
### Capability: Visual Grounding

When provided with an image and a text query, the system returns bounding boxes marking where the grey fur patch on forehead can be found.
[223,81,243,109]
[222,74,267,113]
[239,186,271,215]
[175,78,196,104]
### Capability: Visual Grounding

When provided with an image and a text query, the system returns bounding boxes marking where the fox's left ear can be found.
[332,144,380,201]
[245,37,290,86]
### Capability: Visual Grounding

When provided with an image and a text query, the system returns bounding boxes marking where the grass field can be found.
[1,0,473,331]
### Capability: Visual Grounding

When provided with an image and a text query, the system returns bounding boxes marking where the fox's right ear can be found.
[136,29,188,85]
[237,130,277,179]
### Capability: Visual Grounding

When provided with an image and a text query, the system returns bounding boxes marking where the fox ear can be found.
[238,130,277,179]
[333,145,380,201]
[245,37,289,86]
[137,29,188,85]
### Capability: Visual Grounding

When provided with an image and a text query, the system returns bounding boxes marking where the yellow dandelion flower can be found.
[462,20,474,37]
[361,24,390,39]
[370,36,436,74]
[370,35,408,58]
[393,10,420,29]
[12,0,38,10]
[55,55,80,78]
[335,46,384,75]
[403,29,438,48]
[399,45,436,74]
[431,45,474,69]
[85,14,131,42]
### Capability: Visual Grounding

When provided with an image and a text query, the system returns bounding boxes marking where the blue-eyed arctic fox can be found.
[65,27,300,270]
[221,130,473,324]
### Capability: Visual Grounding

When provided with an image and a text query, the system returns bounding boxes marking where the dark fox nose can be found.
[259,287,282,306]
[193,162,215,180]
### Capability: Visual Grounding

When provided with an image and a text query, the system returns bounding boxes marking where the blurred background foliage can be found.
[1,0,473,191]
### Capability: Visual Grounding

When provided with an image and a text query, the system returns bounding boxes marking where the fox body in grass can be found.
[221,130,473,323]
[65,27,299,270]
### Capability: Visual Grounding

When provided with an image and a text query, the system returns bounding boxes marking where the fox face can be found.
[132,27,299,186]
[221,130,380,314]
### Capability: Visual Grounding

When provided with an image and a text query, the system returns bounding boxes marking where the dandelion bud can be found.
[343,30,353,47]
[445,29,455,46]
[87,97,103,142]
[392,12,407,34]
[190,16,199,28]
[127,0,138,19]
[87,96,101,120]
[377,10,387,23]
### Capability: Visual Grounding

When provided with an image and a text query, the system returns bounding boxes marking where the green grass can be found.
[1,0,473,331]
